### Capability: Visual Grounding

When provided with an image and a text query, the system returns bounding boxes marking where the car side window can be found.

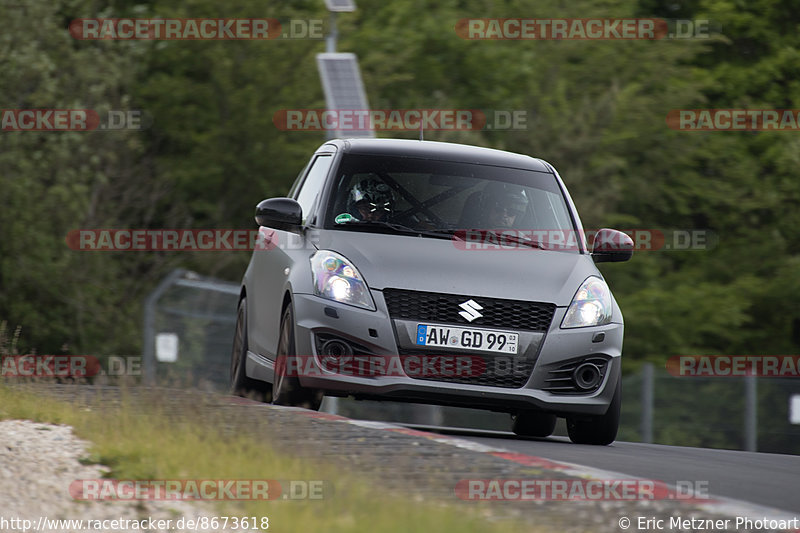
[287,161,310,198]
[294,154,333,225]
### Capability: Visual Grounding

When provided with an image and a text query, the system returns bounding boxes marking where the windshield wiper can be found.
[454,229,545,249]
[335,220,456,240]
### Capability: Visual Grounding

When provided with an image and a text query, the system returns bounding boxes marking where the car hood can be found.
[316,230,599,306]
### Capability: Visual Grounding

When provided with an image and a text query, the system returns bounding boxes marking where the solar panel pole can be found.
[326,11,338,53]
[324,0,356,53]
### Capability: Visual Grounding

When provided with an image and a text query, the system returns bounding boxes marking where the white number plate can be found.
[415,324,519,354]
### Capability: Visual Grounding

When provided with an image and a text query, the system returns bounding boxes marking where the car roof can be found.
[321,138,552,173]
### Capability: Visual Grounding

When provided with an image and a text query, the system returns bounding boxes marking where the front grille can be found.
[397,348,534,389]
[543,356,609,394]
[382,289,556,331]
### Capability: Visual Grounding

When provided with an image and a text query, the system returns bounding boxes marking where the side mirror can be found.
[591,228,633,263]
[255,198,302,231]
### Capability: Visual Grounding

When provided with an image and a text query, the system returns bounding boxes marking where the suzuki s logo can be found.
[458,299,483,322]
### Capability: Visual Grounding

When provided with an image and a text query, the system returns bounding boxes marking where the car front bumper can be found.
[289,290,623,416]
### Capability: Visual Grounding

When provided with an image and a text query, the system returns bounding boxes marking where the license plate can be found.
[415,324,519,354]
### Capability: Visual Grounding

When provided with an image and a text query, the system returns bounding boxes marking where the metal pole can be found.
[431,405,444,426]
[744,375,757,451]
[142,268,187,385]
[641,362,654,443]
[323,396,339,415]
[326,12,338,53]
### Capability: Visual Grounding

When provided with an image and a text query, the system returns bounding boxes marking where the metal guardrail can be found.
[622,363,799,454]
[142,269,239,387]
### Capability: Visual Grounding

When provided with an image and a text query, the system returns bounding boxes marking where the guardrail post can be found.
[744,375,757,451]
[641,362,654,443]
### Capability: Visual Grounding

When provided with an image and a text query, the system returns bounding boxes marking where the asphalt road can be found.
[406,425,800,515]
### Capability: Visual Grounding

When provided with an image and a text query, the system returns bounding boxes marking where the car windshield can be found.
[325,154,579,252]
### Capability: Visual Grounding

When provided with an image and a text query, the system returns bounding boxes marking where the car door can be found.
[249,151,336,359]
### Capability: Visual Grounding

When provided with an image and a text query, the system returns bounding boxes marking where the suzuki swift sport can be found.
[231,138,633,445]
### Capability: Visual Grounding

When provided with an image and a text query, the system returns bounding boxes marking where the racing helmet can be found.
[347,178,395,219]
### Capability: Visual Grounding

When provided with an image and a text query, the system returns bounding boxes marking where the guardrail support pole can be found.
[744,376,757,451]
[641,362,654,443]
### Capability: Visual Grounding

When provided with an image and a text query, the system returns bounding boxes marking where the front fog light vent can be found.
[544,356,609,394]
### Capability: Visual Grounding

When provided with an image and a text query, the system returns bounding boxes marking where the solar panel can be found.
[316,52,374,138]
[324,0,356,12]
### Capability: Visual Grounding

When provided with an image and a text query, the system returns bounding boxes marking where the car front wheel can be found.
[512,411,557,437]
[272,304,323,410]
[566,377,621,445]
[230,297,272,402]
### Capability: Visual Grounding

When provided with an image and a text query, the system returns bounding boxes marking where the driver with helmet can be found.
[347,178,395,222]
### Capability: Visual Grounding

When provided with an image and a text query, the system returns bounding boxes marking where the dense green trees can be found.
[1,0,798,448]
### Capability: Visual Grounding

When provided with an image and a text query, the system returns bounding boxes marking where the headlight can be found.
[561,276,612,328]
[310,251,375,310]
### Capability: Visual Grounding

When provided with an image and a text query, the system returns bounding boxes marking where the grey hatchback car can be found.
[231,138,633,445]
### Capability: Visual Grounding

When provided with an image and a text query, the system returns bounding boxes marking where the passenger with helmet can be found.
[483,183,528,228]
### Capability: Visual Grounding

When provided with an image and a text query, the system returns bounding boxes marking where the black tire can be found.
[566,377,621,445]
[272,304,323,410]
[230,297,272,402]
[512,411,557,437]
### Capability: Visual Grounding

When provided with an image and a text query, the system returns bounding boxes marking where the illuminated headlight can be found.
[561,277,612,328]
[310,251,375,310]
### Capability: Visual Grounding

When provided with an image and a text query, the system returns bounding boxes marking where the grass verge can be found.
[0,384,529,533]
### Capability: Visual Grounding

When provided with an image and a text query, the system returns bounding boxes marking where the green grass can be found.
[0,384,534,532]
